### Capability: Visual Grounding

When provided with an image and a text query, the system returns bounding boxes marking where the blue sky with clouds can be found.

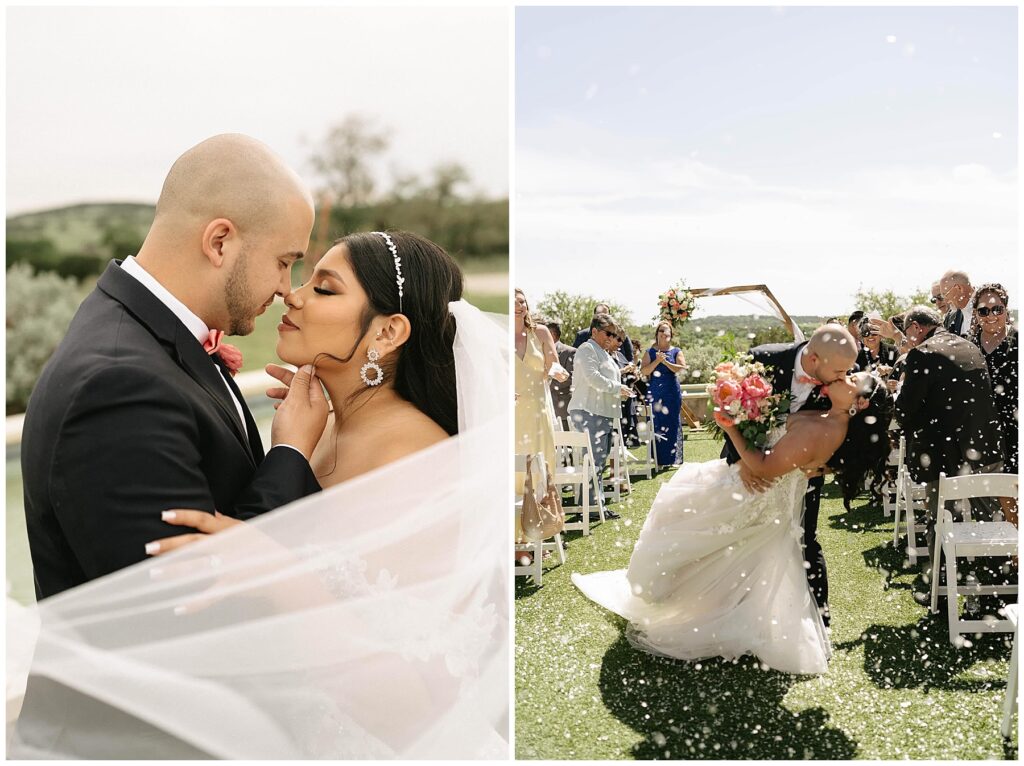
[516,6,1017,320]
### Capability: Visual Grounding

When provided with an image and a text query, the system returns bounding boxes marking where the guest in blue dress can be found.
[640,321,687,467]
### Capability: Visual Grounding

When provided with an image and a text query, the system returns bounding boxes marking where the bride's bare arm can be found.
[714,412,838,480]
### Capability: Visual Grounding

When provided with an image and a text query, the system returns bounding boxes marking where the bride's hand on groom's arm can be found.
[267,364,329,460]
[145,510,241,555]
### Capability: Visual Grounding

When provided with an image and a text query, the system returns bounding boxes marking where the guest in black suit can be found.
[894,305,1004,551]
[544,317,576,431]
[938,269,976,337]
[721,324,859,626]
[573,302,634,362]
[21,134,326,601]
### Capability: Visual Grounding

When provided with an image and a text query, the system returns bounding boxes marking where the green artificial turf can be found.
[515,429,1017,760]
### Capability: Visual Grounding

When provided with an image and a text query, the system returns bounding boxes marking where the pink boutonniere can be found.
[203,329,244,377]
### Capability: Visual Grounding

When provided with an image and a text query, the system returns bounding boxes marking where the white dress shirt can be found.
[120,256,248,437]
[789,348,816,414]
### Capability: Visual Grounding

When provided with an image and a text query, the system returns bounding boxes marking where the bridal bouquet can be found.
[705,355,791,450]
[656,281,696,326]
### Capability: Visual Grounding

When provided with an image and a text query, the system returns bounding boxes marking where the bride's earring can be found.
[360,348,384,387]
[848,404,858,417]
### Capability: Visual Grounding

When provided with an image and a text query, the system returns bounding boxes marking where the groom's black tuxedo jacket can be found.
[720,341,830,465]
[21,261,321,600]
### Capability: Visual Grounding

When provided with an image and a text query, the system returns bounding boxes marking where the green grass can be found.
[515,430,1017,760]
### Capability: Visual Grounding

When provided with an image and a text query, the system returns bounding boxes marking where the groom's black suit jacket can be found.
[719,341,833,622]
[21,260,321,600]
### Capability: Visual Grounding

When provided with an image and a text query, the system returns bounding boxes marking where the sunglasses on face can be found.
[929,296,941,304]
[976,305,1006,317]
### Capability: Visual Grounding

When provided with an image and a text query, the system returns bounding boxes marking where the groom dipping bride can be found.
[574,325,894,675]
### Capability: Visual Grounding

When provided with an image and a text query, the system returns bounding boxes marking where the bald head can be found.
[939,269,973,311]
[136,134,315,335]
[153,133,312,238]
[802,323,858,384]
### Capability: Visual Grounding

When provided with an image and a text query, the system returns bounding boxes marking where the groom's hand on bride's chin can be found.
[270,364,329,460]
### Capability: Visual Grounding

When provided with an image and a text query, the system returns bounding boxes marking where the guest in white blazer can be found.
[568,314,633,516]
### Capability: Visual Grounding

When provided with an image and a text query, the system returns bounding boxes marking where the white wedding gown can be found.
[7,300,509,759]
[573,426,831,675]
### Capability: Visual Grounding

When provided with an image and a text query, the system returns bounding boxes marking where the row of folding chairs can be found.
[514,427,608,585]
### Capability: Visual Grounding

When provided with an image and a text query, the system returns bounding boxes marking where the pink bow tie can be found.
[202,329,244,377]
[203,329,225,355]
[797,374,822,387]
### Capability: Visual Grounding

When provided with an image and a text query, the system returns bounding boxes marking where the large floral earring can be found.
[360,347,384,387]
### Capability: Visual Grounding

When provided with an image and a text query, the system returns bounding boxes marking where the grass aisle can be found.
[515,430,1017,760]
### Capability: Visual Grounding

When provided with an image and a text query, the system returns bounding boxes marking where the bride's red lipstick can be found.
[278,315,299,332]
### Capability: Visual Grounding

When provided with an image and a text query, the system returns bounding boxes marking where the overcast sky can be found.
[516,6,1018,320]
[6,6,508,216]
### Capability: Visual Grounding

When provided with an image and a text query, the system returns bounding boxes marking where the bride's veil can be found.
[7,300,510,759]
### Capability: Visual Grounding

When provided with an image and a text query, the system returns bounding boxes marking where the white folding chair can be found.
[628,401,657,479]
[1001,603,1019,740]
[881,422,901,519]
[892,437,931,564]
[514,454,566,585]
[928,473,1019,643]
[604,418,632,503]
[553,430,604,535]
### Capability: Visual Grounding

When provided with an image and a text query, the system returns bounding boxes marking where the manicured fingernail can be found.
[161,511,176,521]
[145,542,160,555]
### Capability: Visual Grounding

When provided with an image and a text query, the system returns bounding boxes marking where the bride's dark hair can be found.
[318,230,464,436]
[826,375,895,509]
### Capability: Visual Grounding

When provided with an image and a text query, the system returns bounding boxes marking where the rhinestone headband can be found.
[372,231,404,313]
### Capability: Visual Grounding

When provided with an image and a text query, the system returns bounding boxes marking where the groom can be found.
[21,134,327,600]
[721,324,858,627]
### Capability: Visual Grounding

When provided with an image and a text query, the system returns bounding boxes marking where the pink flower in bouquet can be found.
[714,361,736,376]
[741,374,772,401]
[713,378,743,408]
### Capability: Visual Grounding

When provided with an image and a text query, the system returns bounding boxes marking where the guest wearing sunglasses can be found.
[568,315,634,517]
[969,283,1018,475]
[929,281,950,316]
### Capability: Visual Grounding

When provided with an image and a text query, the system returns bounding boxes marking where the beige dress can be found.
[515,328,557,496]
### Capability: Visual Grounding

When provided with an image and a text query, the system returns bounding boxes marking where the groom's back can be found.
[21,283,167,598]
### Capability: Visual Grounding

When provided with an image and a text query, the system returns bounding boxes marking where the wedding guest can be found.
[894,305,1003,562]
[611,330,641,448]
[930,281,950,316]
[568,314,633,518]
[847,311,865,344]
[573,303,634,362]
[572,303,609,348]
[968,283,1018,476]
[544,317,576,431]
[939,269,976,337]
[515,289,569,549]
[857,317,899,374]
[640,321,686,467]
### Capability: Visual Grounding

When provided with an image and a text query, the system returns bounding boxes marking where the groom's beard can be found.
[224,249,259,336]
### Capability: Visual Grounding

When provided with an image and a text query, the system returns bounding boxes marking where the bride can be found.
[573,370,892,675]
[8,231,509,759]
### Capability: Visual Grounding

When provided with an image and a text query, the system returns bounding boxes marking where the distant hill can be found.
[7,202,154,254]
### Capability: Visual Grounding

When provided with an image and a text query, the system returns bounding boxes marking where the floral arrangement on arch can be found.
[656,281,697,327]
[705,354,792,450]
